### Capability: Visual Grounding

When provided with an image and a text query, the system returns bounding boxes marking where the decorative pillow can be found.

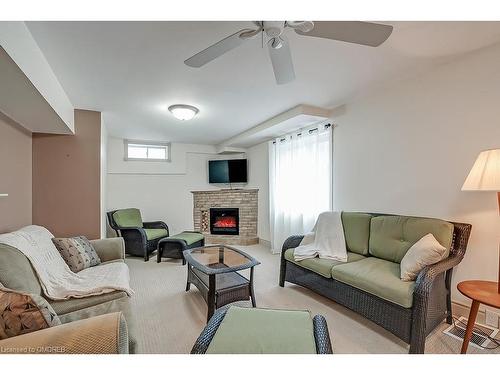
[400,233,448,281]
[52,236,101,273]
[0,284,61,339]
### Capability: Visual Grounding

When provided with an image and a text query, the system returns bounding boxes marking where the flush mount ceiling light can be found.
[168,104,199,121]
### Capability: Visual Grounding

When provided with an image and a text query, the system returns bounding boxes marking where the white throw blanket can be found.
[293,211,347,262]
[0,225,134,300]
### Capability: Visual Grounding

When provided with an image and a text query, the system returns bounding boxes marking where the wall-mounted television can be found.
[208,159,248,184]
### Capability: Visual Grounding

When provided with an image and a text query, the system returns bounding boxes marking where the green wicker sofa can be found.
[279,212,471,354]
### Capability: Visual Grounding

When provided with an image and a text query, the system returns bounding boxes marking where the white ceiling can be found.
[25,21,500,144]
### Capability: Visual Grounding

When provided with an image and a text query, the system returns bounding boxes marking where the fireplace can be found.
[210,208,239,235]
[193,190,258,245]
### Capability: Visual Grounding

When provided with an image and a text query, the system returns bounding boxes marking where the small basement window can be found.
[124,140,171,161]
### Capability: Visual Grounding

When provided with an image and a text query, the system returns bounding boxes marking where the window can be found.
[124,140,171,161]
[269,124,332,252]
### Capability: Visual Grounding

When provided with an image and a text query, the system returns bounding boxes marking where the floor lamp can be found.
[460,149,500,354]
[462,148,500,293]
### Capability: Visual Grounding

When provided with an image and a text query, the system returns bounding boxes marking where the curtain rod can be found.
[272,123,332,144]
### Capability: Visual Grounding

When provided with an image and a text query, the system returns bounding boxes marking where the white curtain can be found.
[269,124,332,253]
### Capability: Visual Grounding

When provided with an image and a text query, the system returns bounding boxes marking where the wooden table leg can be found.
[461,300,480,354]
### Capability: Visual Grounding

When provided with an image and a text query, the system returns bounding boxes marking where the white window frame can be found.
[123,139,171,162]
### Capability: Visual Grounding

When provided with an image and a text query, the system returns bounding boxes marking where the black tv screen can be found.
[209,159,247,183]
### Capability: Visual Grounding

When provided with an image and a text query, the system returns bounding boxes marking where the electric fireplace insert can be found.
[210,208,239,235]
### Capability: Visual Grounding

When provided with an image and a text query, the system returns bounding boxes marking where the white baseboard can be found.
[259,238,271,248]
[452,301,486,324]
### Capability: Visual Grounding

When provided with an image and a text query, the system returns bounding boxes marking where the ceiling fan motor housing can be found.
[263,21,285,38]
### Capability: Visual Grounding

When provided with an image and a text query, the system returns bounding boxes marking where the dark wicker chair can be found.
[279,216,471,354]
[107,209,169,261]
[191,306,333,354]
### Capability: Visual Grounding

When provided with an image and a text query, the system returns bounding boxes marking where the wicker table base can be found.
[186,265,256,322]
[183,245,260,322]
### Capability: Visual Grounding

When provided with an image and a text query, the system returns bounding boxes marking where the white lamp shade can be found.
[462,149,500,191]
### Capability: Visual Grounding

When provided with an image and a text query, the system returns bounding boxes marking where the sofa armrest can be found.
[143,221,169,234]
[414,220,471,296]
[0,312,129,354]
[409,252,466,353]
[90,237,125,262]
[279,235,305,287]
[281,235,305,253]
[414,253,464,293]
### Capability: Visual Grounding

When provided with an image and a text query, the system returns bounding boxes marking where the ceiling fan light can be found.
[168,104,199,121]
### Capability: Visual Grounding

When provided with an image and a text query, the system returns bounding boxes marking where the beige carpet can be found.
[126,244,499,354]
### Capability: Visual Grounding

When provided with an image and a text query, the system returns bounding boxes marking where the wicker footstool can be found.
[157,231,204,265]
[191,306,333,354]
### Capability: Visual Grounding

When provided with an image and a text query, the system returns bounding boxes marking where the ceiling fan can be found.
[184,21,393,85]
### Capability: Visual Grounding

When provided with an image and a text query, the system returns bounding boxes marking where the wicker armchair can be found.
[279,214,471,354]
[107,208,169,261]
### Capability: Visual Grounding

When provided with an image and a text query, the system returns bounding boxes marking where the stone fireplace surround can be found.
[192,189,258,245]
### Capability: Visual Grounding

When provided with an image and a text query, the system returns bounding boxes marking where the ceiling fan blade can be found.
[295,21,393,47]
[184,29,256,68]
[268,37,295,85]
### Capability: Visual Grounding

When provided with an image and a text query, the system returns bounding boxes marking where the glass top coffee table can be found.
[183,245,260,322]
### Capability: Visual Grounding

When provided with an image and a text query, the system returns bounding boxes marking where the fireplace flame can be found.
[214,217,237,228]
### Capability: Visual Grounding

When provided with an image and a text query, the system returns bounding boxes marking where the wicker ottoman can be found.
[157,231,204,265]
[191,306,333,354]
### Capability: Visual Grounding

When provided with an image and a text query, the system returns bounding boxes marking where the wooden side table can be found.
[457,280,500,354]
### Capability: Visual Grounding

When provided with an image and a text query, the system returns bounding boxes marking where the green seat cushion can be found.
[331,257,416,308]
[112,208,143,228]
[206,306,316,354]
[168,232,204,246]
[284,249,366,278]
[144,228,169,240]
[369,215,454,263]
[341,212,373,255]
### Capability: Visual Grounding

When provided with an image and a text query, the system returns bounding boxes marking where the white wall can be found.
[106,137,270,240]
[247,142,270,242]
[333,42,500,307]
